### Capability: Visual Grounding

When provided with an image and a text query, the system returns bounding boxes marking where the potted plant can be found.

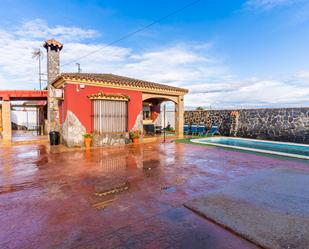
[129,130,141,144]
[83,133,93,149]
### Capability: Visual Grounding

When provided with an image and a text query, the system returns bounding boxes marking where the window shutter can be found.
[93,100,128,133]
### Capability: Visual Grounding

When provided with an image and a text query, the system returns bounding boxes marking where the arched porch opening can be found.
[142,93,184,138]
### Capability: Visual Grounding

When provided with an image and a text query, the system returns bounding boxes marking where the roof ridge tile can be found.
[53,73,188,93]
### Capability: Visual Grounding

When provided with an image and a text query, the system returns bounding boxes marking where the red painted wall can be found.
[62,84,142,132]
[152,104,161,113]
[151,104,161,121]
[0,90,47,101]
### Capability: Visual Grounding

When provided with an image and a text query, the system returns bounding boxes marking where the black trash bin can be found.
[49,131,60,145]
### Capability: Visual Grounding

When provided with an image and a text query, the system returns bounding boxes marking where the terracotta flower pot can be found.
[132,138,139,144]
[84,137,92,149]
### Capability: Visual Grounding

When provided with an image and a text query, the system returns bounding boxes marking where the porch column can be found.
[2,100,12,144]
[0,105,2,133]
[175,95,184,138]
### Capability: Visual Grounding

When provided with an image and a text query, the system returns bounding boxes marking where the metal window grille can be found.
[93,100,128,133]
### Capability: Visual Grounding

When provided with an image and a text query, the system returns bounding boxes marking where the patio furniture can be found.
[191,124,198,135]
[184,124,190,135]
[198,125,206,136]
[143,124,155,135]
[155,126,162,134]
[206,125,221,136]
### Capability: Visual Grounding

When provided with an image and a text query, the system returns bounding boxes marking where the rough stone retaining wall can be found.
[92,133,130,147]
[184,108,309,144]
[184,110,233,136]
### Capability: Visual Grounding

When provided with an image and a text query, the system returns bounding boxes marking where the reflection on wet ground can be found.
[0,141,308,249]
[11,130,48,143]
[161,185,177,193]
[95,182,130,197]
[0,180,42,195]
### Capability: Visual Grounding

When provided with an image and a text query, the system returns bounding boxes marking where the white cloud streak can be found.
[14,19,99,42]
[297,70,309,79]
[244,0,309,25]
[0,19,308,109]
[245,0,306,10]
[186,77,309,109]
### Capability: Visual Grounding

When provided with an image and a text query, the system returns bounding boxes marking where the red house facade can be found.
[51,73,188,147]
[0,39,188,146]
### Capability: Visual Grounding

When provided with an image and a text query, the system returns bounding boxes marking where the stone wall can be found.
[184,108,309,144]
[45,43,62,132]
[184,110,233,136]
[92,133,130,147]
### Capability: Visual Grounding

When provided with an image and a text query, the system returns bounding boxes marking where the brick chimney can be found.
[43,39,63,132]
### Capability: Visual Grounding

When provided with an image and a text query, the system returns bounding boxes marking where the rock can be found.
[62,111,86,147]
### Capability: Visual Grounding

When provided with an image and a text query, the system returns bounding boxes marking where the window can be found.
[143,106,151,120]
[93,100,128,133]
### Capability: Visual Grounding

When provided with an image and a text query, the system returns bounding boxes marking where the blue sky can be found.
[0,0,309,108]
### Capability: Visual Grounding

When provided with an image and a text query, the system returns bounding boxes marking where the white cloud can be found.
[244,0,309,25]
[297,70,309,79]
[245,0,306,10]
[14,19,99,42]
[186,77,309,109]
[0,19,309,109]
[115,44,227,86]
[0,19,100,89]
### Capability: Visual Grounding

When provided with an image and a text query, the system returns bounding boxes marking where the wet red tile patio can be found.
[0,141,308,249]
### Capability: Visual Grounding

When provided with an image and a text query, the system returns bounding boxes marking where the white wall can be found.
[160,105,175,129]
[11,109,37,129]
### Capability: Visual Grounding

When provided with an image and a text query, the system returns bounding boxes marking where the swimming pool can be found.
[191,137,309,160]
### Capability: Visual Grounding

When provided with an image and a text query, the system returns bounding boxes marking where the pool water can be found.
[191,137,309,160]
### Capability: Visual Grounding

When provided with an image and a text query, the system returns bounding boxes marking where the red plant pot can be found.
[132,138,139,144]
[84,138,92,149]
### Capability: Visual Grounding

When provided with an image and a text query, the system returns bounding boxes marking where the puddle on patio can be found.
[98,156,128,173]
[90,181,130,210]
[161,186,177,193]
[95,182,130,197]
[142,159,160,170]
[0,144,176,209]
[17,150,39,159]
[2,141,307,249]
[82,174,132,210]
[0,180,42,195]
[79,149,180,210]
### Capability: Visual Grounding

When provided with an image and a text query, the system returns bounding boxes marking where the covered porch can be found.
[0,90,48,144]
[142,93,184,139]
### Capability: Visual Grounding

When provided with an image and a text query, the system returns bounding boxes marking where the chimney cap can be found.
[43,39,63,50]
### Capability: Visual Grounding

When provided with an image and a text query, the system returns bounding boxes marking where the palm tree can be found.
[32,49,43,90]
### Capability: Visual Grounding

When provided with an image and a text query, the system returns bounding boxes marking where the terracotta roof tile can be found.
[53,73,188,93]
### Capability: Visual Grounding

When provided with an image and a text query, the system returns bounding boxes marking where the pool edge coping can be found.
[191,136,309,160]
